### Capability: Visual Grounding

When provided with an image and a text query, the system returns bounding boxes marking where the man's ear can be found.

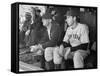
[49,19,52,22]
[73,16,76,21]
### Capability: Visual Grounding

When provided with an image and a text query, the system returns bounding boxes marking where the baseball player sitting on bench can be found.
[59,8,90,68]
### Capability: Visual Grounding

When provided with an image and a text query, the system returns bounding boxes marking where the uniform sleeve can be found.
[80,25,89,43]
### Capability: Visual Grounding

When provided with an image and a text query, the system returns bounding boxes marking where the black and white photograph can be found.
[11,2,97,73]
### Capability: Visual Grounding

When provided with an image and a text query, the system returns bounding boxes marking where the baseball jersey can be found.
[63,23,89,47]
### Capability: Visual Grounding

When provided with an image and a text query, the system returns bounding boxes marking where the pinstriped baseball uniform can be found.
[63,23,89,47]
[63,23,90,68]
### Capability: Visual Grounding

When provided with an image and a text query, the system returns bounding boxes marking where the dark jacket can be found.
[27,15,43,46]
[39,27,49,44]
[42,20,64,49]
[27,25,49,46]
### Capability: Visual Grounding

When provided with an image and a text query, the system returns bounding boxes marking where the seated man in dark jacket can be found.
[30,12,64,70]
[27,8,43,46]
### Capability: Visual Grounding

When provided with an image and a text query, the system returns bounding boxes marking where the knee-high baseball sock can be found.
[45,60,54,70]
[61,57,66,69]
[55,64,61,70]
[40,55,45,69]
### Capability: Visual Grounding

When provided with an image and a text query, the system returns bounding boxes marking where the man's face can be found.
[36,12,40,16]
[42,19,50,26]
[25,14,32,21]
[65,16,74,26]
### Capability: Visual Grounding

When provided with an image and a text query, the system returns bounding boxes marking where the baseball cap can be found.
[64,8,80,17]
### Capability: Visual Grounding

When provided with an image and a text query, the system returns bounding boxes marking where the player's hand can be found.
[30,45,38,53]
[37,44,44,51]
[64,47,71,60]
[25,30,30,36]
[59,44,64,57]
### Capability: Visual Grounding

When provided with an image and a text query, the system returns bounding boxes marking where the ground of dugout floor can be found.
[19,50,97,71]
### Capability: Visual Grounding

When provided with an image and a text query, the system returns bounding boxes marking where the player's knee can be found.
[45,47,53,62]
[53,57,62,64]
[53,47,62,64]
[53,47,59,54]
[54,47,59,52]
[73,51,84,67]
[74,50,81,55]
[73,51,83,63]
[45,47,52,51]
[73,51,81,60]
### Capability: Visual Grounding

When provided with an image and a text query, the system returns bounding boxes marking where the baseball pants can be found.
[44,46,63,64]
[63,47,90,68]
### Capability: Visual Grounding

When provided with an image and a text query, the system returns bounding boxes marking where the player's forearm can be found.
[71,43,89,52]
